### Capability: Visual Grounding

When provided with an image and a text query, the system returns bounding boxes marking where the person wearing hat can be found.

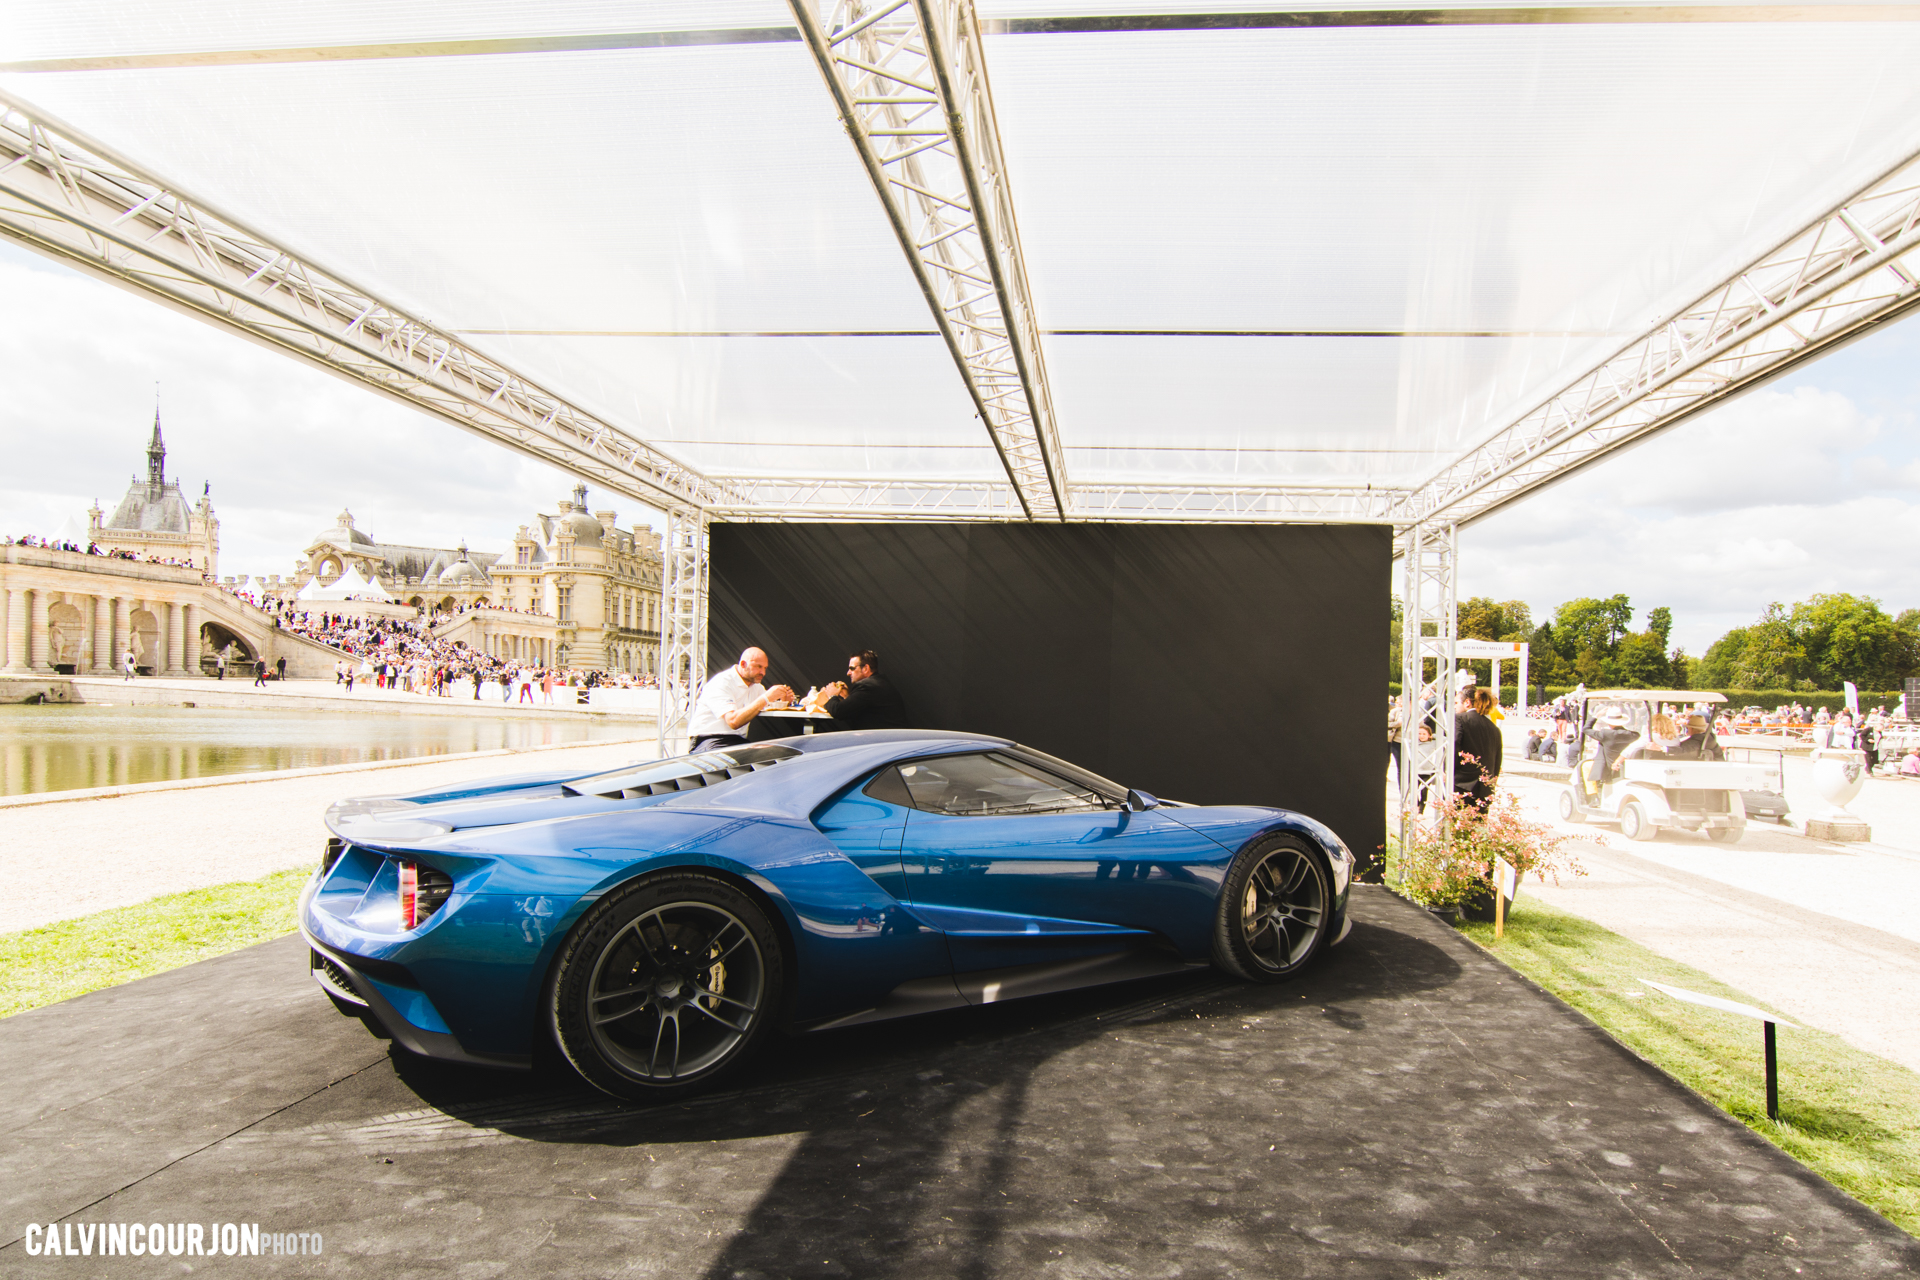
[1581,706,1642,803]
[1668,712,1724,762]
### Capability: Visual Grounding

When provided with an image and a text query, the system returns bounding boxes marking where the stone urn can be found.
[1807,746,1870,840]
[1810,747,1867,814]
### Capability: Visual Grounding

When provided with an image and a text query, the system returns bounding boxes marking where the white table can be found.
[756,708,836,737]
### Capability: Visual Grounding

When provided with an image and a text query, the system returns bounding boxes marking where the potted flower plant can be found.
[1397,782,1584,923]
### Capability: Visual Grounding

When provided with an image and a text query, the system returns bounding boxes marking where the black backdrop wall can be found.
[709,523,1390,875]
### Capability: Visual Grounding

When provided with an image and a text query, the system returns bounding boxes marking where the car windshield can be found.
[563,743,802,800]
[1004,745,1128,802]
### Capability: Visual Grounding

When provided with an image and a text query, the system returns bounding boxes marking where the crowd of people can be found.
[1391,675,1920,813]
[5,532,206,571]
[244,598,656,701]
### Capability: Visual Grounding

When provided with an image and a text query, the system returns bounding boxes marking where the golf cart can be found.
[1556,690,1775,843]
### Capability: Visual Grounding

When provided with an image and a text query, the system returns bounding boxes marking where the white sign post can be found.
[1641,979,1794,1120]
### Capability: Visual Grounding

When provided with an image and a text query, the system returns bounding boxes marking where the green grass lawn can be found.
[1459,895,1920,1237]
[0,868,309,1019]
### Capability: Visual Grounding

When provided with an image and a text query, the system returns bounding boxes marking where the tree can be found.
[1789,593,1907,690]
[1695,626,1749,689]
[1736,603,1803,689]
[1614,632,1670,688]
[1669,647,1691,690]
[1552,596,1633,661]
[1458,597,1504,642]
[1646,607,1672,648]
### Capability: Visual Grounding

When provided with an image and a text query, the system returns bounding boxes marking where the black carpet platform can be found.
[3,886,1914,1277]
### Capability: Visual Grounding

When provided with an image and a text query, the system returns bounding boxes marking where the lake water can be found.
[0,704,645,796]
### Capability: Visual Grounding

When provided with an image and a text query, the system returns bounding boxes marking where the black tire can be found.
[1557,789,1579,822]
[550,872,784,1101]
[1210,835,1333,983]
[1707,824,1744,844]
[1619,801,1651,842]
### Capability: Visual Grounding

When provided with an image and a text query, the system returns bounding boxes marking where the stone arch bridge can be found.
[2,544,351,678]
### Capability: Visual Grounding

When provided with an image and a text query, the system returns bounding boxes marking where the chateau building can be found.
[259,485,664,674]
[86,411,220,575]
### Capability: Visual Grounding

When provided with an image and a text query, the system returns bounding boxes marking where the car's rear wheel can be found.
[1706,824,1744,844]
[1211,835,1332,983]
[1557,789,1579,822]
[1619,801,1652,841]
[550,872,784,1101]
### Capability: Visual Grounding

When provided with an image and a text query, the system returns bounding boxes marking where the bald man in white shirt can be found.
[688,647,794,753]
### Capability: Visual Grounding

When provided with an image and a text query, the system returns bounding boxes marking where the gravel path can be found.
[0,738,659,934]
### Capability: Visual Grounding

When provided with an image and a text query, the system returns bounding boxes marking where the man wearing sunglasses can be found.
[817,649,909,731]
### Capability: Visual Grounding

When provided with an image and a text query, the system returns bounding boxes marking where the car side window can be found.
[862,765,914,808]
[896,753,1108,817]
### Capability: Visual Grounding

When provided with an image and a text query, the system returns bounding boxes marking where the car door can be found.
[886,752,1221,973]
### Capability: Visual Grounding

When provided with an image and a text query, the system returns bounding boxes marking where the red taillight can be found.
[398,861,419,930]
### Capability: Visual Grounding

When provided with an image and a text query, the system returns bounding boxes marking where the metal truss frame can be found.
[707,477,1402,522]
[656,507,712,756]
[1398,144,1920,529]
[1398,523,1458,874]
[0,93,729,514]
[788,0,1068,521]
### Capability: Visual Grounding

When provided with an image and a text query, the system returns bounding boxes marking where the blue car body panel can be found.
[300,730,1353,1068]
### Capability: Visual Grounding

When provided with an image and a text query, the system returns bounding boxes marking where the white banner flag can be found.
[1844,681,1859,715]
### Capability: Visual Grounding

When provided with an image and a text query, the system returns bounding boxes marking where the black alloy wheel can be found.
[1211,835,1333,983]
[551,873,784,1100]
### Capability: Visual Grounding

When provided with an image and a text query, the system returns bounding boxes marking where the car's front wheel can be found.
[550,872,784,1101]
[1211,835,1333,983]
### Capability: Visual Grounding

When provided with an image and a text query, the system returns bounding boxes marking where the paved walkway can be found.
[0,737,658,934]
[5,888,1913,1276]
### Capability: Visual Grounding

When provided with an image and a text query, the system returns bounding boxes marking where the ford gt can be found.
[301,729,1354,1099]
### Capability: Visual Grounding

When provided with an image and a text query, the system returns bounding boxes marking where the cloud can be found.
[0,251,665,583]
[1610,386,1876,512]
[1465,490,1920,652]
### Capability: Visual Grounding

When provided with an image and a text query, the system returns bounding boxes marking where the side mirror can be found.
[1126,788,1159,812]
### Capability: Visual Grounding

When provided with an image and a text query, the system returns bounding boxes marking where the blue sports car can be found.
[301,729,1355,1099]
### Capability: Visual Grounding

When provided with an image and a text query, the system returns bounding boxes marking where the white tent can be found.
[51,511,90,546]
[297,564,384,602]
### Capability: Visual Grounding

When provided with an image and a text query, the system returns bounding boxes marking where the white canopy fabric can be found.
[4,2,1920,521]
[297,565,384,601]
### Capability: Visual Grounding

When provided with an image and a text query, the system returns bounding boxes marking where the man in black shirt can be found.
[822,649,909,730]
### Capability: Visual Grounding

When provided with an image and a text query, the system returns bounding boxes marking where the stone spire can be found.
[146,404,167,496]
[572,482,588,510]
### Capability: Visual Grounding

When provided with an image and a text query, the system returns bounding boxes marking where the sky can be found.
[0,241,664,586]
[1,237,1916,656]
[1457,313,1920,654]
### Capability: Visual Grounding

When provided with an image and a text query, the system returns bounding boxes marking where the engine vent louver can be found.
[596,757,790,801]
[561,743,803,802]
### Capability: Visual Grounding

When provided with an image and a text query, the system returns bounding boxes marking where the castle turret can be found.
[146,409,167,498]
